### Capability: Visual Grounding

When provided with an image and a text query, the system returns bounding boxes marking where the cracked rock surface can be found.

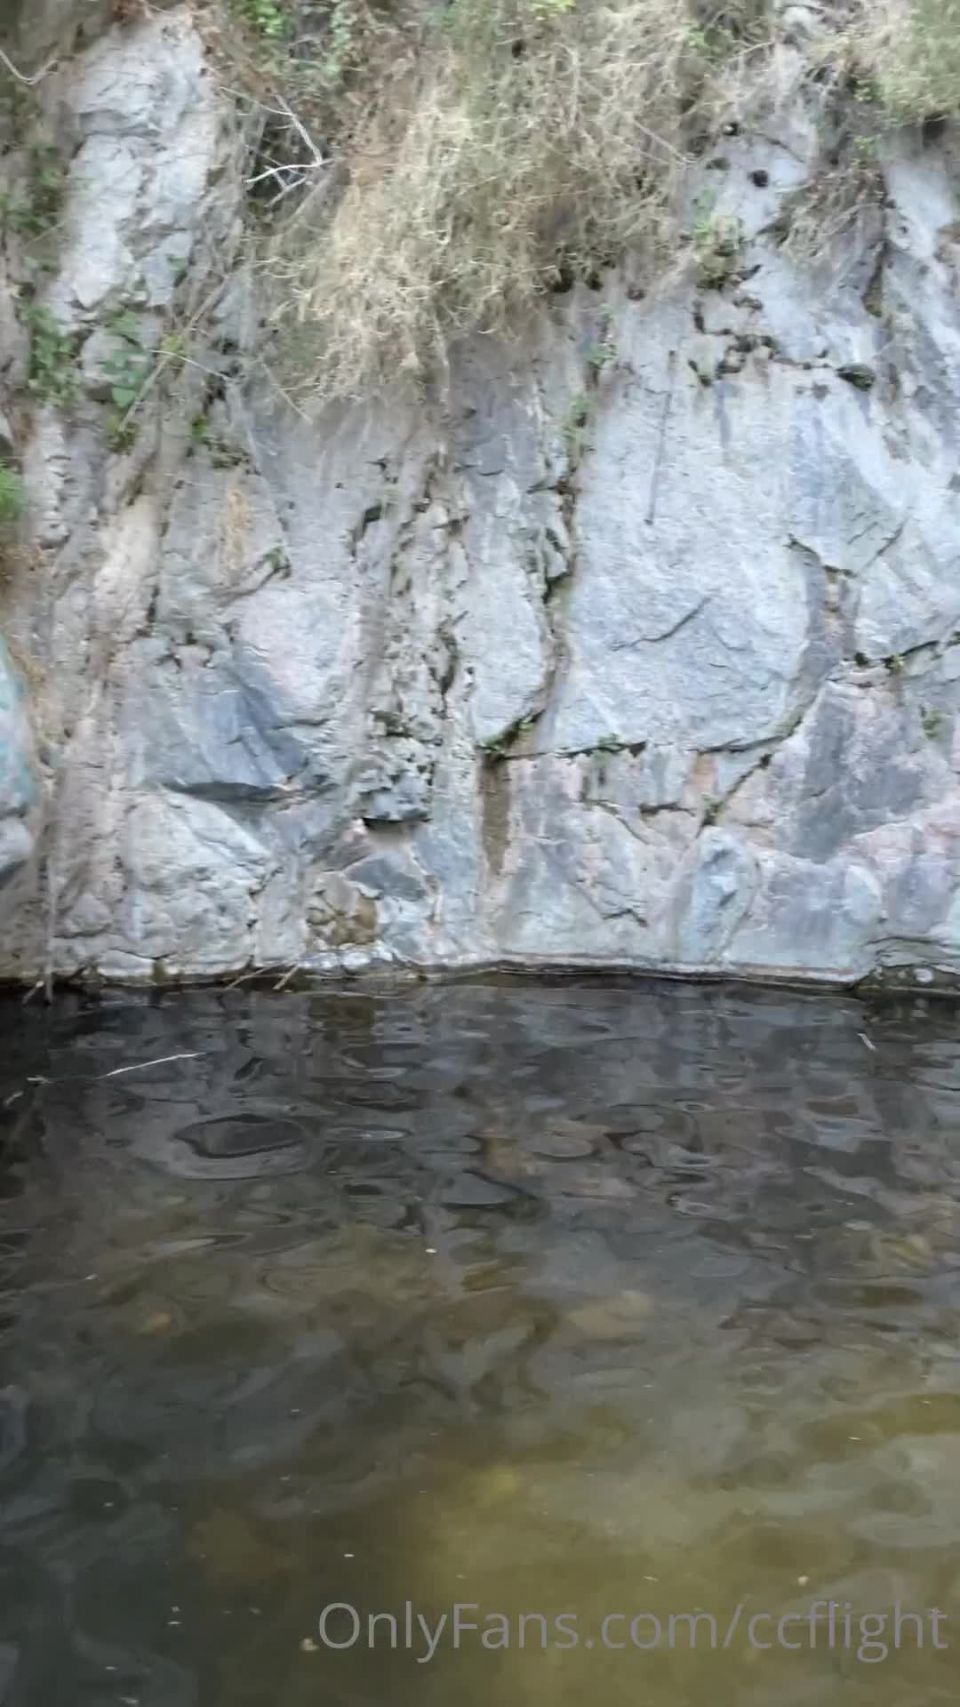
[1,8,960,989]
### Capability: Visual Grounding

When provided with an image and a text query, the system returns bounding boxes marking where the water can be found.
[0,978,958,1706]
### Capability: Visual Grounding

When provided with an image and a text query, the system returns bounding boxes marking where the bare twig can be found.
[144,348,227,383]
[118,277,228,435]
[246,157,329,210]
[224,966,264,989]
[43,849,57,1003]
[25,1051,203,1089]
[252,356,312,422]
[0,47,57,87]
[271,92,327,170]
[95,1052,202,1079]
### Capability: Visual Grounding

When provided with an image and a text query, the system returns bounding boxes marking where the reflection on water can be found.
[0,979,958,1705]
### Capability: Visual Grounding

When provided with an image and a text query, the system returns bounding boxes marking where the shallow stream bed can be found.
[0,979,958,1705]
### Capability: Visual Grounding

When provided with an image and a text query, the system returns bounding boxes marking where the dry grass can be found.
[853,0,960,120]
[211,0,960,403]
[777,0,960,260]
[778,152,886,262]
[240,0,782,401]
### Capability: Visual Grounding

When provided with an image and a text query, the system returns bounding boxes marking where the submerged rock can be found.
[160,1114,308,1179]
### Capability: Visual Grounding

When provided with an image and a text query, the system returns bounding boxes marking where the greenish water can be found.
[0,980,958,1705]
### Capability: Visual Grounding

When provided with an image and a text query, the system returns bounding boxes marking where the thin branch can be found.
[118,277,227,433]
[43,848,57,1003]
[252,356,312,422]
[270,92,327,170]
[0,47,57,86]
[224,966,265,989]
[95,1052,202,1079]
[24,1051,204,1087]
[144,348,226,383]
[246,159,329,210]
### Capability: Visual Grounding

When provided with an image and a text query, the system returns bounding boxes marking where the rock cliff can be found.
[1,4,960,988]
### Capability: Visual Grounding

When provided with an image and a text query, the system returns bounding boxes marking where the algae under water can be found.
[0,979,957,1705]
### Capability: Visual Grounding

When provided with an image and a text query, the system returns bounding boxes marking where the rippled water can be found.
[0,979,959,1706]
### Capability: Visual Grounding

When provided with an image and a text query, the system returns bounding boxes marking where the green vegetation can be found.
[232,0,291,40]
[0,464,24,528]
[563,392,591,462]
[585,314,618,380]
[189,411,247,468]
[23,304,81,408]
[190,412,214,447]
[99,312,152,450]
[778,0,960,256]
[0,144,64,241]
[224,0,366,93]
[857,0,960,121]
[692,192,743,288]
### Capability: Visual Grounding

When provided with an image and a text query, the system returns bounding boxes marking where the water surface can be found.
[0,979,958,1705]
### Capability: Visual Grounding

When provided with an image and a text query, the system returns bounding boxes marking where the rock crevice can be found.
[0,12,959,991]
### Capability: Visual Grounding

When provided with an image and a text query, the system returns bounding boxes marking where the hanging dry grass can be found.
[251,0,780,400]
[853,0,960,120]
[212,0,960,403]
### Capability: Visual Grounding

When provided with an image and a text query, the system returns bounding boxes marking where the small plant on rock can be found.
[563,392,591,463]
[858,0,960,122]
[692,194,743,289]
[0,464,24,528]
[586,315,618,381]
[22,304,81,408]
[100,312,153,449]
[230,0,290,40]
[0,145,65,240]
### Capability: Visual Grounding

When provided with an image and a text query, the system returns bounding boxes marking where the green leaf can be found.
[109,312,142,343]
[110,385,139,407]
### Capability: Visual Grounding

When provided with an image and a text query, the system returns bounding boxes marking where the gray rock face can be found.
[0,642,36,888]
[2,9,960,989]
